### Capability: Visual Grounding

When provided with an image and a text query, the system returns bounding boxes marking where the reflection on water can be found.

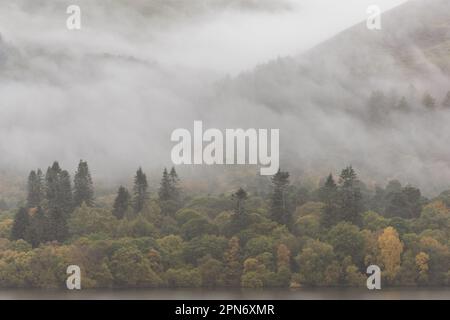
[1,288,450,300]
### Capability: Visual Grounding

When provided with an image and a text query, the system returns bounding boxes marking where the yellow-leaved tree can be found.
[378,226,403,282]
[415,251,429,279]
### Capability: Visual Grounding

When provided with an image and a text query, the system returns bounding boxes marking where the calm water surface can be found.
[1,288,450,300]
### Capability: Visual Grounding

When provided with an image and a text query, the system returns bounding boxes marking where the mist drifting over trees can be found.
[5,0,450,193]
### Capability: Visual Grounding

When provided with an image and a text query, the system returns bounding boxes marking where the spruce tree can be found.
[28,207,49,247]
[113,186,130,219]
[73,160,94,207]
[45,162,62,211]
[232,188,248,215]
[169,167,180,202]
[158,168,171,201]
[48,207,68,242]
[11,207,30,241]
[58,170,73,215]
[337,166,363,225]
[319,174,338,227]
[226,188,250,235]
[36,169,44,201]
[44,161,72,242]
[27,170,44,208]
[270,169,291,225]
[133,167,148,213]
[159,167,182,215]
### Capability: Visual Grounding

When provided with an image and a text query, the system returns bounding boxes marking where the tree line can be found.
[11,161,182,247]
[3,162,450,288]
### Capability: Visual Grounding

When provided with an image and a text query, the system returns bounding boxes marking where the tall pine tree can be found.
[27,169,44,208]
[28,206,49,247]
[11,207,30,241]
[133,167,148,213]
[226,188,251,236]
[58,170,73,215]
[73,160,94,207]
[48,207,68,242]
[232,188,248,215]
[159,167,182,215]
[319,174,338,228]
[45,162,62,211]
[113,186,130,219]
[44,161,72,243]
[270,169,291,225]
[158,168,171,201]
[169,167,180,202]
[337,166,363,225]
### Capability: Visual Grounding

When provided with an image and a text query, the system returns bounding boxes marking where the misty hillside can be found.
[306,0,450,81]
[211,0,450,193]
[227,0,450,112]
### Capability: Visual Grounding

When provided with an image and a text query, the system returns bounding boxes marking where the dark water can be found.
[1,288,450,300]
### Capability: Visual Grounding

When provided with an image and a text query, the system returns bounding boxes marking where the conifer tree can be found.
[11,207,30,241]
[43,161,73,242]
[159,167,182,215]
[58,170,73,215]
[158,168,171,201]
[73,160,94,207]
[169,167,180,202]
[113,186,130,219]
[270,169,291,225]
[133,167,148,213]
[27,170,44,208]
[232,188,248,215]
[45,162,62,211]
[28,206,49,247]
[226,188,251,235]
[337,166,363,225]
[319,174,338,227]
[36,169,44,200]
[26,169,37,207]
[48,207,68,242]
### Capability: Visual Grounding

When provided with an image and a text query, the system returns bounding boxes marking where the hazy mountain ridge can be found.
[305,0,450,79]
[225,0,450,113]
[208,0,450,193]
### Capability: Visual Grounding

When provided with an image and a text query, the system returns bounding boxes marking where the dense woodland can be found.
[0,159,450,288]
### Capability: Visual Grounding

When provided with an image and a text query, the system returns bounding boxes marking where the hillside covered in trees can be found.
[0,161,450,288]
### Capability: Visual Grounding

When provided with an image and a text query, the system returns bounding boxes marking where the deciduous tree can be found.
[378,227,403,282]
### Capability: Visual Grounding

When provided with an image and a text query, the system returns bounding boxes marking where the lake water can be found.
[1,288,450,300]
